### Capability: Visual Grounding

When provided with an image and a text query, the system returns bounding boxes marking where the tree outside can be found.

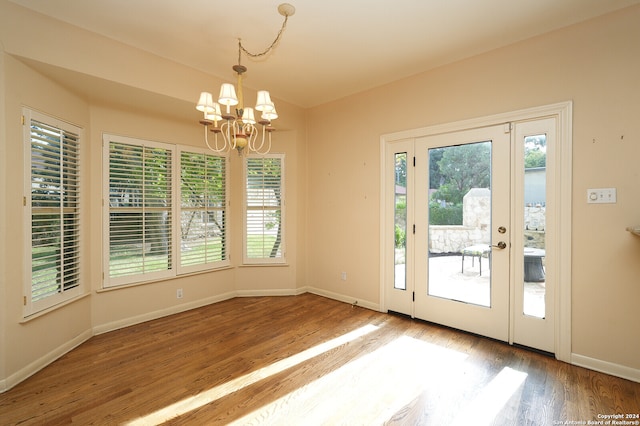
[429,142,490,225]
[428,137,546,225]
[246,157,283,259]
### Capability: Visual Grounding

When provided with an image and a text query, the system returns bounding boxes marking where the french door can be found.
[384,117,560,354]
[415,125,511,341]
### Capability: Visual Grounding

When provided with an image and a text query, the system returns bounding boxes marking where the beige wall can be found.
[306,6,640,371]
[0,40,7,384]
[0,0,308,389]
[89,106,306,331]
[1,53,93,384]
[1,0,639,390]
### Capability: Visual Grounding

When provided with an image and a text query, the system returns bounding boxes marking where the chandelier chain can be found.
[238,14,289,62]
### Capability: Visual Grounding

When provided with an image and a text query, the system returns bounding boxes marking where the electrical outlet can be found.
[341,272,347,281]
[176,288,183,299]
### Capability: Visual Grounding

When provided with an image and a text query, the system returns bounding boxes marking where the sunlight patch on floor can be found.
[451,366,528,426]
[126,324,379,425]
[229,335,468,425]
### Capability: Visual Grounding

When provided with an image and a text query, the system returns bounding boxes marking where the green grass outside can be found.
[34,236,282,286]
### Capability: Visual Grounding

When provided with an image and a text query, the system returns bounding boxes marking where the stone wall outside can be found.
[429,190,546,253]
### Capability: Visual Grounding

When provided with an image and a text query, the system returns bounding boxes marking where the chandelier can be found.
[196,3,295,155]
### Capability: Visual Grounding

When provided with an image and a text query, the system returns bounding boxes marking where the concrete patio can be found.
[395,254,546,318]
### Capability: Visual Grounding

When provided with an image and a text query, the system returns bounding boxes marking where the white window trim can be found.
[23,108,84,316]
[103,134,230,288]
[243,153,286,265]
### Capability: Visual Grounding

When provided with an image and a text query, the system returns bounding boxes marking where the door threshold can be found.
[512,343,554,358]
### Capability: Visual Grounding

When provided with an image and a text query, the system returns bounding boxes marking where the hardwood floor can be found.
[1,294,638,425]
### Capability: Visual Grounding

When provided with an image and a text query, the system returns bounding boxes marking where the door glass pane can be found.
[394,153,407,290]
[523,134,546,317]
[427,142,491,307]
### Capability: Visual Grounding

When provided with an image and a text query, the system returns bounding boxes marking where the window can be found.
[178,148,229,273]
[104,135,228,288]
[244,154,285,264]
[105,135,174,287]
[24,109,82,315]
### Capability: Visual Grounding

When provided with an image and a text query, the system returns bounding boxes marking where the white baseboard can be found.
[19,290,637,397]
[94,289,312,336]
[1,289,368,393]
[3,290,307,392]
[235,288,306,297]
[1,328,93,393]
[93,291,237,335]
[572,353,640,383]
[305,286,380,312]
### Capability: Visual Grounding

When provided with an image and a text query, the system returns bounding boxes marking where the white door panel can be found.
[414,125,510,341]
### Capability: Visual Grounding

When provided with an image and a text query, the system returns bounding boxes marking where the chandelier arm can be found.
[265,131,272,155]
[247,124,259,151]
[204,125,227,153]
[231,121,238,151]
[249,124,263,153]
[219,121,230,152]
[246,125,255,152]
[260,131,272,156]
[252,125,271,156]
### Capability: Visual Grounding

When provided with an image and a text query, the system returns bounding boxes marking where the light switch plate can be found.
[587,188,617,204]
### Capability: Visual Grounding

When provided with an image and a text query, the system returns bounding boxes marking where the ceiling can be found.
[9,0,640,108]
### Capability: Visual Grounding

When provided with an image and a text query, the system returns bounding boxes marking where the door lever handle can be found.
[492,241,507,249]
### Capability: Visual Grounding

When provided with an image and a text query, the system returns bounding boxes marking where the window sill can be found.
[238,263,289,268]
[97,265,234,293]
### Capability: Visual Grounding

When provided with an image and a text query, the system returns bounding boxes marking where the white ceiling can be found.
[9,0,640,108]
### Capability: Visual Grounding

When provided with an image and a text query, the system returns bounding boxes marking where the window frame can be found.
[103,134,176,288]
[243,153,286,265]
[177,146,230,274]
[23,108,83,316]
[103,134,230,289]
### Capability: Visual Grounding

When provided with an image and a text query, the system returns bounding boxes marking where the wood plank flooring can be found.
[1,294,639,425]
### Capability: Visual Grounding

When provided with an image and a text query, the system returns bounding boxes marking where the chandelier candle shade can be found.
[196,3,295,155]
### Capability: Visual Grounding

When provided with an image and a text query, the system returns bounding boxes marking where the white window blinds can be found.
[25,110,82,315]
[106,136,173,286]
[179,149,228,273]
[244,155,285,263]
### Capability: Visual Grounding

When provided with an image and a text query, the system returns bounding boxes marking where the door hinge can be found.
[413,224,416,234]
[413,156,416,167]
[24,296,27,306]
[412,292,415,302]
[504,122,512,133]
[21,115,25,125]
[23,196,27,206]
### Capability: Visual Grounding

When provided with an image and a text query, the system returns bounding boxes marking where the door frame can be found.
[379,101,572,362]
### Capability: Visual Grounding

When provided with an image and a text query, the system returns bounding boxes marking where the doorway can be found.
[416,126,510,342]
[381,103,572,358]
